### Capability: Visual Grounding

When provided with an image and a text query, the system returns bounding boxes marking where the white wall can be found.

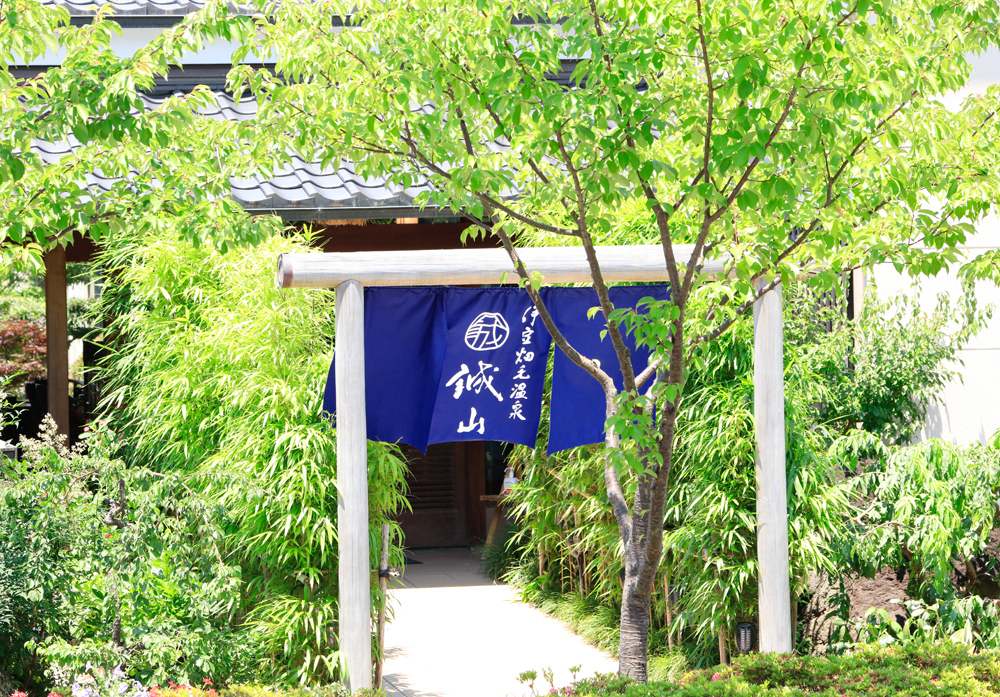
[874,48,1000,445]
[873,222,1000,444]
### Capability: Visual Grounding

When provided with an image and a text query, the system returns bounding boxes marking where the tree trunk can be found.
[790,590,798,650]
[0,665,17,697]
[618,573,650,682]
[111,580,123,649]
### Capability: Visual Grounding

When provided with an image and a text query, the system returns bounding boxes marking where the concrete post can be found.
[754,280,792,653]
[335,279,372,690]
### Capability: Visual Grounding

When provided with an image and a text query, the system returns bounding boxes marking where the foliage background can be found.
[98,231,410,686]
[500,206,994,670]
[0,231,410,689]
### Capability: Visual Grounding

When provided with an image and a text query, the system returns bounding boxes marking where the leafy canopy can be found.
[0,0,282,269]
[231,0,1000,326]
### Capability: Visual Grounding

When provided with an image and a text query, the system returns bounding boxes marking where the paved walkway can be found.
[382,548,618,697]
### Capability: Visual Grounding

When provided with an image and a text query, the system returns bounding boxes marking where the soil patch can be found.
[801,567,911,654]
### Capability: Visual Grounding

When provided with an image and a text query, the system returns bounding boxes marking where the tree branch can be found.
[553,127,636,391]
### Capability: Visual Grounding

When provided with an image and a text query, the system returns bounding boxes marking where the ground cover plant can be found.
[562,643,1000,696]
[43,667,387,697]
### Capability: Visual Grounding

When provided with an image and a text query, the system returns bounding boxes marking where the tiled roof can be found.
[41,0,246,17]
[34,92,443,220]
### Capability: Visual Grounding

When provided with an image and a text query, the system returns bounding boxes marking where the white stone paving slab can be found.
[381,548,617,697]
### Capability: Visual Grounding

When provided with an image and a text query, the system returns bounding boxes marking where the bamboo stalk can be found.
[710,551,727,665]
[574,507,585,596]
[665,568,674,651]
[374,524,390,689]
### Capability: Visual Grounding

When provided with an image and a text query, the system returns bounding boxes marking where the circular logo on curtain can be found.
[465,312,510,351]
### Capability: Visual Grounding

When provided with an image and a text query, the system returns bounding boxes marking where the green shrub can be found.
[569,643,1000,696]
[220,685,349,697]
[1,418,262,691]
[830,436,1000,600]
[479,530,524,581]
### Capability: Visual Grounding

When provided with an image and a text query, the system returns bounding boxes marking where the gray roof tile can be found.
[40,0,251,17]
[32,91,440,219]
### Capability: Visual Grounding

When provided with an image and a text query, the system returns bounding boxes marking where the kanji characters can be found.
[509,402,526,421]
[445,363,470,398]
[445,361,503,401]
[458,407,486,434]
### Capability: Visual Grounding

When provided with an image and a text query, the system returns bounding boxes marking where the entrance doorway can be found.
[396,442,483,548]
[396,441,514,548]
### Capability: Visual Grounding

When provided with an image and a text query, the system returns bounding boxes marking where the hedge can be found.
[570,643,1000,696]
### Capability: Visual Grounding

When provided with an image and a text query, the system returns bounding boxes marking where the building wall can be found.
[873,217,1000,445]
[872,47,1000,446]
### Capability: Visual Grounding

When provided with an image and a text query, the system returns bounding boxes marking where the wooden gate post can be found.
[44,245,70,436]
[753,280,792,653]
[335,279,372,690]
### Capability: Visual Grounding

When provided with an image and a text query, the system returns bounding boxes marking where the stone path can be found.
[381,548,617,697]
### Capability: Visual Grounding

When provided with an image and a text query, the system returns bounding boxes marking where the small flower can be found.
[49,692,61,697]
[202,680,212,687]
[105,533,112,539]
[13,691,29,697]
[931,679,939,684]
[711,672,722,682]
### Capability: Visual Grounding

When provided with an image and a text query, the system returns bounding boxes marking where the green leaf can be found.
[72,124,90,145]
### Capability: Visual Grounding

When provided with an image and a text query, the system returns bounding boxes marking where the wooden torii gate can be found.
[276,244,791,691]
